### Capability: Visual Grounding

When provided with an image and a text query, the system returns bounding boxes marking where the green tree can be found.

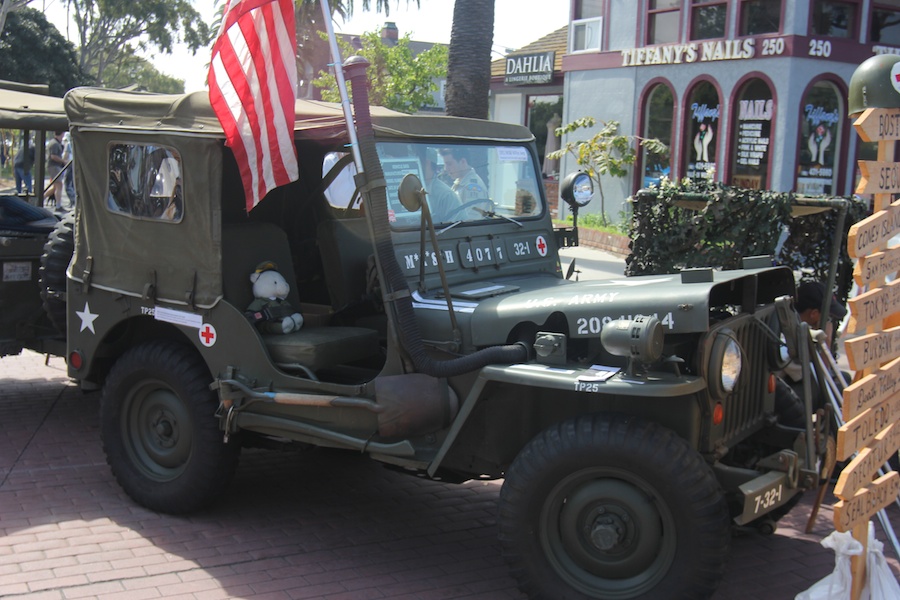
[445,0,494,118]
[0,7,87,95]
[312,29,446,113]
[549,117,668,225]
[101,56,185,93]
[0,0,31,35]
[65,0,211,86]
[293,0,420,99]
[208,2,420,99]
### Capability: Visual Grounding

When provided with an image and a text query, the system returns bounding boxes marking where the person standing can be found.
[13,140,34,195]
[776,281,848,426]
[62,133,76,206]
[45,131,66,209]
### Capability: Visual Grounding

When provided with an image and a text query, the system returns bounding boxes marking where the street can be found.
[558,245,628,280]
[1,349,898,599]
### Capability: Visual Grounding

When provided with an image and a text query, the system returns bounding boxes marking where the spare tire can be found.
[39,212,75,334]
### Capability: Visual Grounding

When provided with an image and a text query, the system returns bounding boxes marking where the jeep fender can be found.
[428,364,707,478]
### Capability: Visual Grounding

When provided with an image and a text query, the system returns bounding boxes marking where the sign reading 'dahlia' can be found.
[505,51,555,86]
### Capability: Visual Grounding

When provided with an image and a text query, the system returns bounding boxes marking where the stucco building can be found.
[491,1,900,221]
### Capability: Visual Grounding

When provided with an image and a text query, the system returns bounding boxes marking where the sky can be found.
[40,1,570,94]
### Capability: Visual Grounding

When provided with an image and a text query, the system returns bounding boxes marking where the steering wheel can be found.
[445,198,496,221]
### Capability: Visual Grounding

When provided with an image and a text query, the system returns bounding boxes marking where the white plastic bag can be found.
[796,530,864,600]
[862,522,900,600]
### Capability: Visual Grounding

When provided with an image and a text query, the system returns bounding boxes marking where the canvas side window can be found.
[107,143,184,222]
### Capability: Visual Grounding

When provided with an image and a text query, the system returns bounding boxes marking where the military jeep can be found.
[0,68,828,599]
[0,83,69,359]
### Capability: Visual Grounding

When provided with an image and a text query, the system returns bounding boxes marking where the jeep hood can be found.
[467,266,795,346]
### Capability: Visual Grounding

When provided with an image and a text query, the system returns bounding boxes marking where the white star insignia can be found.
[76,301,99,334]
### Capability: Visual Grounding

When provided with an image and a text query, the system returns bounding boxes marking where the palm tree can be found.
[445,0,494,119]
[295,0,338,98]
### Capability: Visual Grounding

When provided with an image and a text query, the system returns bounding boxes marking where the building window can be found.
[575,0,604,19]
[527,95,564,178]
[571,17,603,52]
[811,1,859,38]
[648,0,681,45]
[642,83,674,187]
[684,81,720,181]
[691,1,728,40]
[740,0,782,35]
[730,79,775,190]
[796,81,843,195]
[871,5,900,45]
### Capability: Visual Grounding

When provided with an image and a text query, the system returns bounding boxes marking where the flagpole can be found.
[319,0,364,174]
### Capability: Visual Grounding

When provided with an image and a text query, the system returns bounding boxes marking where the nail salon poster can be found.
[797,84,841,195]
[685,83,720,181]
[731,79,774,191]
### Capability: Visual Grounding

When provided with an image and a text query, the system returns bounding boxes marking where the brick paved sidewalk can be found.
[1,350,898,600]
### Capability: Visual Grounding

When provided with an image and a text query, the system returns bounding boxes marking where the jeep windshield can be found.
[374,141,545,228]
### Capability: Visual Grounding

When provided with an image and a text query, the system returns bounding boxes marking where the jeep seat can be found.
[316,217,372,311]
[221,221,379,372]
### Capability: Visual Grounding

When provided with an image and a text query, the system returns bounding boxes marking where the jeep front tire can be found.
[499,414,730,599]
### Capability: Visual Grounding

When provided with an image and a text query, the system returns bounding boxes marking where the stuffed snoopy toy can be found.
[245,261,304,334]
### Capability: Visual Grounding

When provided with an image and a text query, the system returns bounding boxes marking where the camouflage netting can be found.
[625,179,870,306]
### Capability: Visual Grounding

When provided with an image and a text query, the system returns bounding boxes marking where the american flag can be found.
[209,0,298,212]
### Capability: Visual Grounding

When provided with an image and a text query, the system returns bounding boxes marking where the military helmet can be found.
[848,54,900,117]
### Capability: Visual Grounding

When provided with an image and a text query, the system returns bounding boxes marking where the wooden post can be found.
[837,109,900,600]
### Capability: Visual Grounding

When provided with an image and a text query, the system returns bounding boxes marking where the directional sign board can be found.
[844,325,900,372]
[854,107,900,143]
[847,199,900,259]
[847,278,900,333]
[835,423,900,499]
[856,161,900,194]
[841,355,900,422]
[834,471,900,532]
[855,245,900,287]
[836,393,900,461]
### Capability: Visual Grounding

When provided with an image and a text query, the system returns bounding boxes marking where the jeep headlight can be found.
[709,330,742,399]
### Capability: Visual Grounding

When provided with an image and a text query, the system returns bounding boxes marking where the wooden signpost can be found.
[834,105,900,599]
[844,325,900,372]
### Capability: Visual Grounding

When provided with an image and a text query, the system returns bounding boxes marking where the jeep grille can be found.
[717,310,773,445]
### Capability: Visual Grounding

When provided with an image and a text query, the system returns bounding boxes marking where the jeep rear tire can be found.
[499,414,730,599]
[101,341,240,514]
[39,213,74,334]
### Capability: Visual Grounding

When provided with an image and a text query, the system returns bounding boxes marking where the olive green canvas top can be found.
[63,87,533,142]
[0,81,66,130]
[62,87,534,310]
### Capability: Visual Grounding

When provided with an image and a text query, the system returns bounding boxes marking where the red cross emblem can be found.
[536,235,548,257]
[199,323,217,347]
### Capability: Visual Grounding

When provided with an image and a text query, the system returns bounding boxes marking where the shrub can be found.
[625,178,868,305]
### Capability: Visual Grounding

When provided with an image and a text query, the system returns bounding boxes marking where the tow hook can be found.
[222,405,238,443]
[757,450,800,488]
[211,378,247,443]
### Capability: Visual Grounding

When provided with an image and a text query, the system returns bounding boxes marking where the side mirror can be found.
[397,173,425,212]
[560,172,594,209]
